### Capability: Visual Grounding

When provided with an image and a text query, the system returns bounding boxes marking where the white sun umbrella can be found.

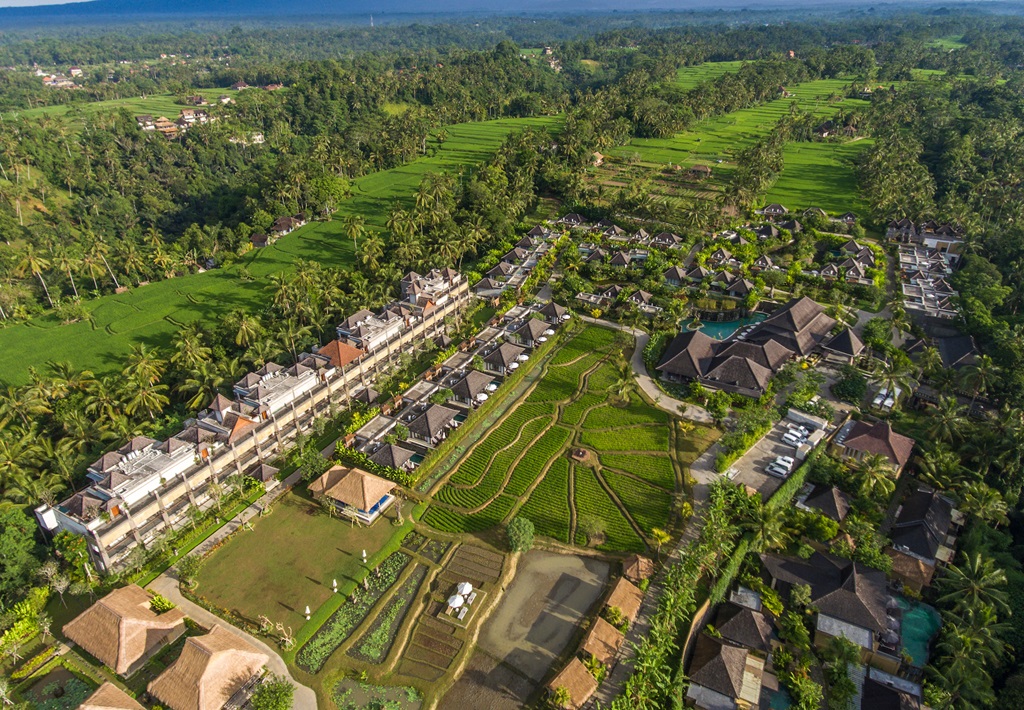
[537,337,548,343]
[561,314,571,321]
[476,393,488,402]
[457,582,473,596]
[517,354,530,362]
[486,383,499,392]
[543,329,555,336]
[508,362,519,370]
[448,594,465,608]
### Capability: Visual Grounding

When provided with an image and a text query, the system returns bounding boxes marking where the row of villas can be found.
[36,269,470,573]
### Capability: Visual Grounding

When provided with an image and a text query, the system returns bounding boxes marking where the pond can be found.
[898,596,941,667]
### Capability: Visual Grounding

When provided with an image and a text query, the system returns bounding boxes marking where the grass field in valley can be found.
[4,89,229,125]
[423,325,715,553]
[595,76,873,213]
[0,115,560,385]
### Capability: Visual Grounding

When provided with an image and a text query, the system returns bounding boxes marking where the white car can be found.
[765,462,790,478]
[775,455,795,468]
[782,431,806,446]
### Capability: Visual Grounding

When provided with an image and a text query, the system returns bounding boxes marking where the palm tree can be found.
[275,318,312,362]
[650,527,671,562]
[125,377,170,420]
[937,553,1010,615]
[857,453,896,499]
[360,235,385,272]
[53,247,80,299]
[958,481,1009,527]
[928,396,967,443]
[124,345,166,386]
[344,214,366,253]
[960,354,1000,410]
[611,359,635,405]
[231,311,263,348]
[89,239,120,290]
[179,362,227,410]
[917,444,968,490]
[870,357,918,409]
[742,497,790,552]
[15,245,53,307]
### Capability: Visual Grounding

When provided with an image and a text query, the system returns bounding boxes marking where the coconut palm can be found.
[344,214,366,253]
[958,481,1009,527]
[937,553,1010,615]
[125,377,170,420]
[52,247,80,299]
[15,245,53,307]
[870,357,918,409]
[650,527,671,562]
[857,453,896,499]
[960,354,1000,410]
[741,497,790,552]
[927,396,967,443]
[124,345,166,386]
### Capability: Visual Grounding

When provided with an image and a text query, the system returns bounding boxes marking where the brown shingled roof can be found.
[318,339,364,368]
[582,617,624,666]
[606,577,643,622]
[844,420,915,468]
[309,465,396,512]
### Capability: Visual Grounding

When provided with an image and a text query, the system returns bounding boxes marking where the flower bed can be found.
[295,551,410,673]
[348,564,428,664]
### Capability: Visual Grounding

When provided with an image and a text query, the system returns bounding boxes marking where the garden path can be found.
[577,316,713,424]
[147,469,319,709]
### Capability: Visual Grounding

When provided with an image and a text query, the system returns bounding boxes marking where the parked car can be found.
[775,455,795,469]
[765,462,790,478]
[782,431,806,446]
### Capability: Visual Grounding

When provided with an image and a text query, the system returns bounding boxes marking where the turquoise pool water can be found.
[691,313,767,341]
[761,687,792,709]
[898,596,941,667]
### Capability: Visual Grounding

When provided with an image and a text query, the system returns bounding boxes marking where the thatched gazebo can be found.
[81,683,146,710]
[147,624,268,710]
[547,657,599,709]
[308,465,397,524]
[63,584,186,676]
[582,616,625,666]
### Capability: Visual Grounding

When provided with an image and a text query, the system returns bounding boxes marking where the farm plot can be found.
[425,324,691,553]
[672,60,747,90]
[348,564,429,664]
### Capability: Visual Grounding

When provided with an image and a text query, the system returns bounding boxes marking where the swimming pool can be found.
[898,597,941,667]
[691,313,767,341]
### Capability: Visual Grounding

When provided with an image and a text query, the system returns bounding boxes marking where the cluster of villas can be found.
[686,433,962,710]
[815,238,879,286]
[63,583,270,710]
[343,299,571,470]
[474,226,557,298]
[136,109,213,138]
[36,269,471,573]
[898,244,959,321]
[885,219,964,259]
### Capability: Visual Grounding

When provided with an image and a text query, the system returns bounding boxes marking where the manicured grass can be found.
[192,490,405,629]
[0,115,561,385]
[672,61,747,90]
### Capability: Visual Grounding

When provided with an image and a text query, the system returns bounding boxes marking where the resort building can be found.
[656,297,836,397]
[885,485,963,593]
[37,270,470,573]
[685,633,765,710]
[81,683,147,710]
[833,420,915,473]
[63,584,186,676]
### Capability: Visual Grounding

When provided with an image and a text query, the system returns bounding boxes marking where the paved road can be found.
[147,469,319,710]
[578,316,713,424]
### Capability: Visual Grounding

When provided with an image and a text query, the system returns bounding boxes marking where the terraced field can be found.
[672,60,747,90]
[423,324,713,553]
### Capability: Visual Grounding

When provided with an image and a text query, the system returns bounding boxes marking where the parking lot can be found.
[729,421,814,500]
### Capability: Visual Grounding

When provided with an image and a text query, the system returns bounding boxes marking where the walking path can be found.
[147,469,319,710]
[578,316,713,424]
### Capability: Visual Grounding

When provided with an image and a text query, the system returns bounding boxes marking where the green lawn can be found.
[672,61,747,90]
[192,490,404,629]
[0,114,560,385]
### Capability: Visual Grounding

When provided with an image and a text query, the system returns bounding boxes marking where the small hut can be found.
[547,657,599,709]
[605,577,644,624]
[622,554,654,584]
[582,617,625,666]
